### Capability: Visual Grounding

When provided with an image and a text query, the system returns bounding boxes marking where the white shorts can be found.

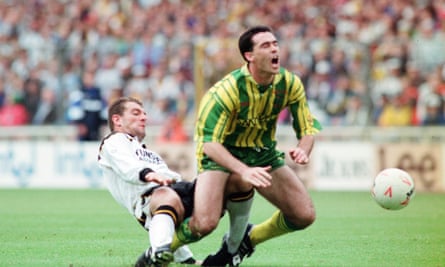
[134,193,153,230]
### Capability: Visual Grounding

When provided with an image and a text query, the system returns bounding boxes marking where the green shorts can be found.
[200,145,286,173]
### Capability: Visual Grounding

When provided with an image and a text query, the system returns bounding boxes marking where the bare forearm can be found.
[289,135,315,165]
[202,142,249,175]
[298,135,315,156]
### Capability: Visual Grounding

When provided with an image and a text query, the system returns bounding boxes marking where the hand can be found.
[289,147,309,165]
[145,172,177,185]
[240,166,272,188]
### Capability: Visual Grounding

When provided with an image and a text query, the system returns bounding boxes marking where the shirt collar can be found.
[240,64,282,86]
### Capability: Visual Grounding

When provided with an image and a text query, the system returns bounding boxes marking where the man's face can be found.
[114,101,147,140]
[250,32,280,74]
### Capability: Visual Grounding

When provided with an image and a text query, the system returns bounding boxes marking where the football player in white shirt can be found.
[98,97,198,266]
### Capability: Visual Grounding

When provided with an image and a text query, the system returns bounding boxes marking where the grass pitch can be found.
[0,189,443,267]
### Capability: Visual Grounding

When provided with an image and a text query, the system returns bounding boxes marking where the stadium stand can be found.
[0,0,444,141]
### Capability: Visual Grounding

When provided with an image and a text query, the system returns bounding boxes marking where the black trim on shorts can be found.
[169,180,196,219]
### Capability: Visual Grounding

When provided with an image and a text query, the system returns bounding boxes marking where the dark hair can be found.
[107,97,142,131]
[238,25,272,62]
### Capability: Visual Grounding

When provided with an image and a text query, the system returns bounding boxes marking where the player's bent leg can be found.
[232,166,315,263]
[149,187,186,223]
[222,211,298,267]
[189,170,229,235]
[146,187,191,264]
[257,166,316,229]
[172,171,229,250]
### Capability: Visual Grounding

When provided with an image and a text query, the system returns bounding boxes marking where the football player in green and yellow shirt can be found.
[173,25,322,266]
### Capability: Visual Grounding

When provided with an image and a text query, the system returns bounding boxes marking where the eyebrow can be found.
[129,107,143,113]
[258,39,278,48]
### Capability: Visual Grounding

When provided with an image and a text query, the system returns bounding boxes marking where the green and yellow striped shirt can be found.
[195,64,321,148]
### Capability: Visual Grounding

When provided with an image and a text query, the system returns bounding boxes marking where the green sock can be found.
[171,218,201,251]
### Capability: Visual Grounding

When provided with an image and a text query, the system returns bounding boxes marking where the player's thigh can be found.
[193,170,229,220]
[257,165,314,217]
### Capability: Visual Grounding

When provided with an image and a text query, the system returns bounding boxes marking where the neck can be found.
[248,64,274,86]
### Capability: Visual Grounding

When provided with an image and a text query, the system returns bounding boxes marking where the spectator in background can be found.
[132,30,157,67]
[115,55,133,87]
[10,49,29,79]
[2,0,445,130]
[371,58,404,110]
[306,60,333,125]
[67,71,107,141]
[416,70,443,124]
[144,64,175,125]
[421,93,445,125]
[31,88,58,125]
[372,93,390,125]
[37,59,62,95]
[377,93,413,127]
[94,53,123,102]
[409,12,445,76]
[0,81,5,108]
[399,74,420,125]
[22,71,43,123]
[0,94,28,126]
[343,92,370,126]
[157,114,189,143]
[438,66,445,97]
[168,43,194,81]
[325,74,352,125]
[155,69,180,111]
[124,64,150,101]
[173,68,195,118]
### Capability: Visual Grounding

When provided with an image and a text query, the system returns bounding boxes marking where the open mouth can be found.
[271,56,279,65]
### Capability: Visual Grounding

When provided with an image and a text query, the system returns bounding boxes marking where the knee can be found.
[190,215,219,236]
[287,206,316,230]
[226,173,253,193]
[152,186,179,201]
[300,208,316,229]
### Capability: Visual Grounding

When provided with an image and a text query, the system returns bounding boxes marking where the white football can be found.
[371,168,415,210]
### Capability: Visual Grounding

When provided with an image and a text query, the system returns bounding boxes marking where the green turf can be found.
[0,189,443,267]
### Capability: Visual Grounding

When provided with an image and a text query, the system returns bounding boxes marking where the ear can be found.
[244,51,253,62]
[111,114,121,128]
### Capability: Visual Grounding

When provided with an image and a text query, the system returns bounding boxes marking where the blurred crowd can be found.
[0,0,444,141]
